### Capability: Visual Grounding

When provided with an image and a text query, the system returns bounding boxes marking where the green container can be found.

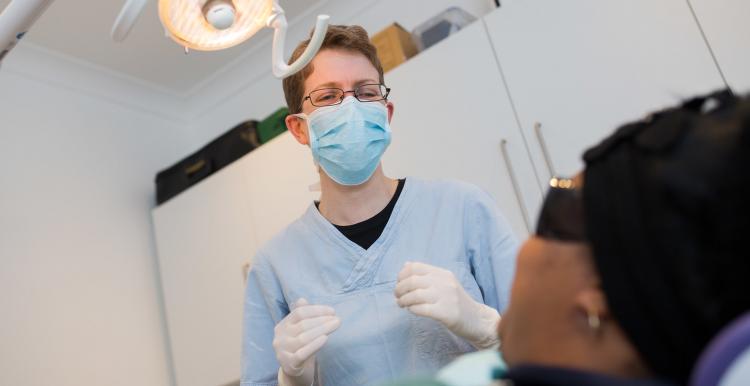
[257,107,289,144]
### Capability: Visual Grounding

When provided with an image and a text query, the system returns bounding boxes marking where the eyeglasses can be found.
[535,177,586,242]
[303,84,391,107]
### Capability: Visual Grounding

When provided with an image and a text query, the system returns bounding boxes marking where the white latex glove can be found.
[273,298,341,386]
[394,262,500,349]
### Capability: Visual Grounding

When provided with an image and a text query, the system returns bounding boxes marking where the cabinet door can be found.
[152,155,259,386]
[484,0,726,181]
[242,132,320,248]
[151,133,318,386]
[689,0,750,92]
[383,20,543,238]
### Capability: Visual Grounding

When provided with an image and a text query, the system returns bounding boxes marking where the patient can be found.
[384,90,750,386]
[498,90,750,386]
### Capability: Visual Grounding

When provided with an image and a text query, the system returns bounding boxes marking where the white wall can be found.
[0,44,193,386]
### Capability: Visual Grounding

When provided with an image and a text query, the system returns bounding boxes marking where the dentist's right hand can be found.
[273,298,341,386]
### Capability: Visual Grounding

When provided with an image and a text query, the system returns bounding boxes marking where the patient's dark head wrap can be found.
[582,90,750,383]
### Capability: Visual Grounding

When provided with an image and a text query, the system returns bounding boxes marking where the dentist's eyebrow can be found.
[353,78,379,87]
[311,81,342,90]
[310,79,380,91]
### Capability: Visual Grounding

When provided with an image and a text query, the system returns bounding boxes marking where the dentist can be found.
[241,25,518,386]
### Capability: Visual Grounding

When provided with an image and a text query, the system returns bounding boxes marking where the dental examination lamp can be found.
[113,0,330,78]
[0,0,329,79]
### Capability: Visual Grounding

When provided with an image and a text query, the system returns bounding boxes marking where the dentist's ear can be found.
[386,101,395,124]
[286,114,310,146]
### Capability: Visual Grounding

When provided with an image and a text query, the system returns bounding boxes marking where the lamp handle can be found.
[533,122,556,179]
[499,139,532,233]
[267,2,329,78]
[0,0,55,65]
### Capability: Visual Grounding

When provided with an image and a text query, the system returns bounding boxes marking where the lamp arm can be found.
[0,0,55,65]
[111,0,150,42]
[267,3,329,79]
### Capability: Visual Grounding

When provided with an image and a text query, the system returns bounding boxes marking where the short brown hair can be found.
[282,25,385,114]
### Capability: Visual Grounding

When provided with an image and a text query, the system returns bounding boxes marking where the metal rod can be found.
[533,122,556,178]
[499,139,531,233]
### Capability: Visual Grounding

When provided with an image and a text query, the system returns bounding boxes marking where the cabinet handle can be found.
[533,122,556,178]
[499,139,531,233]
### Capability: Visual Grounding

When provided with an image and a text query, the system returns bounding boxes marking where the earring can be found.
[588,312,601,331]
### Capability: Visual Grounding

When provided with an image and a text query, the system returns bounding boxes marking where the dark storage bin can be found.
[155,120,259,205]
[257,107,289,144]
[208,120,261,169]
[412,7,476,52]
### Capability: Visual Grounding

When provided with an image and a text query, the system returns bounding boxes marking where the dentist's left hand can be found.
[394,262,500,349]
[273,298,341,386]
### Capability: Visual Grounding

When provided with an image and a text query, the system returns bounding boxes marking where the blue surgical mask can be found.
[295,97,391,186]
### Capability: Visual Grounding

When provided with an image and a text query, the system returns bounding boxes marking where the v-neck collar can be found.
[304,177,418,292]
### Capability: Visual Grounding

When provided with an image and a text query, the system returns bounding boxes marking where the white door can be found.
[383,20,543,238]
[688,0,750,92]
[152,155,259,386]
[484,0,726,182]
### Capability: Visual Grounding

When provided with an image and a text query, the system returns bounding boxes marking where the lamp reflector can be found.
[158,0,273,51]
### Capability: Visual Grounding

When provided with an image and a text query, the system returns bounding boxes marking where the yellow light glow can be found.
[159,0,273,51]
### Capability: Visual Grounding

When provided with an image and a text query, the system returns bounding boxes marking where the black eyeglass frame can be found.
[303,84,391,107]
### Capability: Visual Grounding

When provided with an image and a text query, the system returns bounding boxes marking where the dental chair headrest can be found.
[691,312,750,386]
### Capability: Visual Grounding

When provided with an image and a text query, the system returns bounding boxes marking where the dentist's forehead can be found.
[303,49,380,94]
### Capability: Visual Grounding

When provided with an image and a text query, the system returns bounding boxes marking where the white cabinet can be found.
[238,134,320,248]
[688,0,750,92]
[484,0,726,181]
[383,20,542,238]
[151,133,317,386]
[152,154,257,386]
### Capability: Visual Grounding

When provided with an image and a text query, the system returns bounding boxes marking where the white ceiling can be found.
[0,0,319,95]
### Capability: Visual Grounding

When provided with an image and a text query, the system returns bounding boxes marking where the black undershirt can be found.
[316,179,405,250]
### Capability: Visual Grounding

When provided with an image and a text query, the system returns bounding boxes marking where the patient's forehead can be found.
[533,238,596,279]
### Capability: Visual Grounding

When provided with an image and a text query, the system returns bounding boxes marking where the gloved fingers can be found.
[294,315,340,333]
[290,334,329,367]
[274,316,338,350]
[398,261,449,281]
[291,298,310,309]
[288,304,336,324]
[276,350,306,376]
[406,303,439,319]
[394,274,432,298]
[395,288,438,308]
[274,308,337,350]
[279,315,336,341]
[397,261,426,281]
[296,317,341,347]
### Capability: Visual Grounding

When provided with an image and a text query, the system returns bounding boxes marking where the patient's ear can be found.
[575,287,610,334]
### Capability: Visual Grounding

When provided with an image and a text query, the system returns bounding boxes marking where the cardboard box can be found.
[371,23,418,73]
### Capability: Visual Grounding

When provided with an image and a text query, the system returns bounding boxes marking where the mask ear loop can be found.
[293,112,322,172]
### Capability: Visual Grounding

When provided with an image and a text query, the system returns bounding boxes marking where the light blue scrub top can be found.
[241,178,519,386]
